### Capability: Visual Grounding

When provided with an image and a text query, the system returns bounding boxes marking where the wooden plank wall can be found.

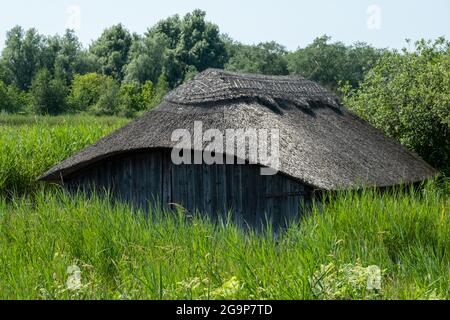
[66,150,312,227]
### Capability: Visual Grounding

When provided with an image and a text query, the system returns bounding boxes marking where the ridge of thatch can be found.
[38,69,437,190]
[165,68,340,108]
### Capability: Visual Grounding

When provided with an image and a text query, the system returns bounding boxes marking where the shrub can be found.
[68,73,120,115]
[118,83,143,117]
[140,80,154,110]
[30,69,68,115]
[341,38,450,173]
[0,80,29,113]
[90,78,120,115]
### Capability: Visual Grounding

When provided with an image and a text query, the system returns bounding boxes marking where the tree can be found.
[0,60,13,85]
[117,78,166,117]
[151,74,169,107]
[92,78,120,115]
[127,10,227,87]
[225,39,289,75]
[68,73,104,111]
[123,33,168,85]
[345,42,386,88]
[17,29,93,84]
[30,69,68,115]
[1,26,44,90]
[140,80,154,110]
[287,35,384,91]
[341,38,450,173]
[1,26,91,90]
[0,80,13,112]
[175,10,228,73]
[73,50,100,75]
[68,72,120,115]
[90,24,133,82]
[53,30,83,83]
[183,65,199,82]
[0,80,25,113]
[150,14,182,48]
[40,34,62,75]
[287,36,347,90]
[118,83,142,117]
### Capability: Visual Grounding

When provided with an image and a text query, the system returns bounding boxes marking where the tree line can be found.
[0,9,384,117]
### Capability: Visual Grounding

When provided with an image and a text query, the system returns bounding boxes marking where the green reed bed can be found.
[0,114,128,196]
[0,184,447,300]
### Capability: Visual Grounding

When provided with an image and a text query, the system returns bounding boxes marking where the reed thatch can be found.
[39,69,436,190]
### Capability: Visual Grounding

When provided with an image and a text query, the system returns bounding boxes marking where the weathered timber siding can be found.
[65,149,312,226]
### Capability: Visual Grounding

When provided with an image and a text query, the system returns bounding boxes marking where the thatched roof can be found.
[39,69,436,190]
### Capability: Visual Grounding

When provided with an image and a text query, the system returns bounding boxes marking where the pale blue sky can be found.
[0,0,449,50]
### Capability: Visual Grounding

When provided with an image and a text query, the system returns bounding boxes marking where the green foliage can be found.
[183,65,199,82]
[174,10,227,74]
[287,35,384,90]
[68,73,121,115]
[123,33,168,85]
[90,24,133,82]
[53,30,85,84]
[152,74,169,106]
[72,51,100,75]
[68,73,103,111]
[117,83,143,117]
[88,77,120,116]
[0,17,392,117]
[1,27,91,90]
[140,80,154,110]
[127,10,227,87]
[1,26,44,90]
[68,73,163,117]
[30,69,68,115]
[131,77,167,113]
[225,39,289,75]
[341,38,450,172]
[0,80,28,113]
[0,60,14,85]
[0,80,14,113]
[41,30,98,80]
[0,114,127,195]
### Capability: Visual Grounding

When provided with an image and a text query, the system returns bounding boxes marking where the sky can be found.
[0,0,449,51]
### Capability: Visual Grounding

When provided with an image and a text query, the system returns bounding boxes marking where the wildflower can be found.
[175,277,210,299]
[67,265,80,274]
[211,276,242,299]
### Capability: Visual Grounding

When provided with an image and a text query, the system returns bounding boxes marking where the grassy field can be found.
[0,114,449,299]
[0,114,128,196]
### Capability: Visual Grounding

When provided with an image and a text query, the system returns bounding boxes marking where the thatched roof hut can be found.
[39,69,436,224]
[40,69,435,187]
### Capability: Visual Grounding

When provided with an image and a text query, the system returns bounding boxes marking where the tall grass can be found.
[0,114,128,196]
[0,184,448,300]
